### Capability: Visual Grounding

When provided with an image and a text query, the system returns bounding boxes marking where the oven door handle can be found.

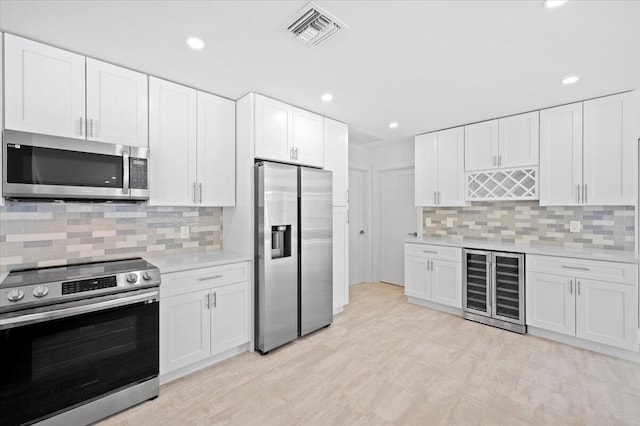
[0,290,159,330]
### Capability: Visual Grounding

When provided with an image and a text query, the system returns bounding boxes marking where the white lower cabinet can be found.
[404,244,462,309]
[526,255,638,351]
[160,262,251,378]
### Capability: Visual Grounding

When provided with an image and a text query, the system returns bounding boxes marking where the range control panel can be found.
[62,276,118,295]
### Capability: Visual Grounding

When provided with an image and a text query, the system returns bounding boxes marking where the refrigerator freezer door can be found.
[299,167,333,336]
[256,162,299,353]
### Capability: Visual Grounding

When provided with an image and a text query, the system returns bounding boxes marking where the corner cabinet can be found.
[526,255,638,351]
[160,262,251,379]
[540,92,635,206]
[415,127,465,206]
[253,94,324,167]
[4,34,149,147]
[149,77,235,206]
[323,118,349,207]
[404,243,462,309]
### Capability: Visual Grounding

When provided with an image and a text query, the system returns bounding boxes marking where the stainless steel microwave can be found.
[2,130,149,201]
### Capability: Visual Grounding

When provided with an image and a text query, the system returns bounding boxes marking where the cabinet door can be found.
[211,282,250,355]
[323,118,349,206]
[525,272,575,336]
[404,255,431,300]
[539,102,583,206]
[160,290,211,375]
[498,111,539,168]
[1,34,4,206]
[86,58,148,147]
[435,127,466,206]
[431,259,461,308]
[4,34,86,139]
[576,279,638,350]
[583,92,635,205]
[254,94,293,163]
[148,77,197,206]
[464,120,499,171]
[196,91,236,206]
[414,133,437,206]
[293,108,324,167]
[332,207,349,310]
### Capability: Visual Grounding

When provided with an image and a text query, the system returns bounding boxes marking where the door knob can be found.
[360,230,365,235]
[407,232,418,237]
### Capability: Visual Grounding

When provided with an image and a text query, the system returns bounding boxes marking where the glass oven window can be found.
[0,300,158,425]
[6,144,123,188]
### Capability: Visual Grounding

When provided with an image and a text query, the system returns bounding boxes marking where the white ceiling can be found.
[1,0,639,148]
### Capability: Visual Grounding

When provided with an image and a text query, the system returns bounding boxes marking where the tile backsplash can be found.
[0,202,222,272]
[423,201,634,251]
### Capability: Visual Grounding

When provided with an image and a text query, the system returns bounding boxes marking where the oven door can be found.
[0,290,159,426]
[2,129,131,200]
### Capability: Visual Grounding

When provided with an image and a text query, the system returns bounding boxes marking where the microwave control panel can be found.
[129,158,148,189]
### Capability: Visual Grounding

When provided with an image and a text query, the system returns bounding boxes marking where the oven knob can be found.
[142,271,153,281]
[7,289,25,302]
[126,273,138,284]
[33,285,49,298]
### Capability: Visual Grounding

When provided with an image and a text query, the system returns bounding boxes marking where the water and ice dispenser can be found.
[271,225,291,259]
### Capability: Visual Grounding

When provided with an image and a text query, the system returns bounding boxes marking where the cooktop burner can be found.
[0,257,161,313]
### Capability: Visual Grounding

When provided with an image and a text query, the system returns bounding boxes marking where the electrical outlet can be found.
[180,225,190,239]
[425,217,432,227]
[569,221,581,233]
[446,217,454,227]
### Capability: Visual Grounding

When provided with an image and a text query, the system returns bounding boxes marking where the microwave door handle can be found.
[122,150,130,195]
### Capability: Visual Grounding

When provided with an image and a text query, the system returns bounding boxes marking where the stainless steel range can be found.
[0,258,161,426]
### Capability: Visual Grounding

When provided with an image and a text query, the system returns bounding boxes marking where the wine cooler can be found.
[463,249,526,334]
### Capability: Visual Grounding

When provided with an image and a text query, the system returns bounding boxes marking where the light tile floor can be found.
[101,283,640,425]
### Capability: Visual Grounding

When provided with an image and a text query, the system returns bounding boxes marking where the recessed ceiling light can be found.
[389,122,398,129]
[562,75,579,85]
[321,93,333,102]
[542,0,568,9]
[186,37,205,50]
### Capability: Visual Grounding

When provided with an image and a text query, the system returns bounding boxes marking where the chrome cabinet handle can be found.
[199,182,203,203]
[426,260,430,271]
[213,292,217,308]
[576,184,580,203]
[422,250,438,254]
[88,118,94,138]
[569,279,573,294]
[407,232,417,236]
[193,182,197,203]
[561,265,589,271]
[290,148,294,159]
[577,280,581,296]
[205,293,210,309]
[493,155,496,166]
[79,117,85,137]
[295,148,299,159]
[584,184,587,204]
[198,274,223,281]
[433,191,437,205]
[498,155,502,167]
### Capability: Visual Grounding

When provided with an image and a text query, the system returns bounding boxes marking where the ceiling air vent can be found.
[284,2,348,48]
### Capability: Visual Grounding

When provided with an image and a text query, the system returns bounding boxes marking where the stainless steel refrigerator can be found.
[255,161,333,354]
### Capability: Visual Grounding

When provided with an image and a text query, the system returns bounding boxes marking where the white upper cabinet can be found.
[197,92,236,206]
[464,120,498,171]
[149,77,198,206]
[253,94,324,167]
[323,118,349,206]
[539,102,583,206]
[254,94,293,163]
[415,127,465,207]
[582,92,635,205]
[86,58,148,147]
[293,107,324,167]
[465,112,539,171]
[540,92,635,206]
[498,111,539,168]
[4,34,86,139]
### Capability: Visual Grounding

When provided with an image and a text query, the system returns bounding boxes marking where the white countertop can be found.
[146,250,252,274]
[406,237,638,264]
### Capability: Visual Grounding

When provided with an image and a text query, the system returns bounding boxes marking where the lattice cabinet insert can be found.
[466,167,538,201]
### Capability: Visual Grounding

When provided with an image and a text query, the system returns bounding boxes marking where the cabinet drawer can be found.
[526,255,636,285]
[161,262,250,298]
[405,243,462,262]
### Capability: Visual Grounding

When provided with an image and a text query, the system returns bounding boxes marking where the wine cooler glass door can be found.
[464,250,491,317]
[492,252,525,325]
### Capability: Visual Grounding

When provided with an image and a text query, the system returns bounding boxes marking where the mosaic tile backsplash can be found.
[423,201,634,251]
[0,202,222,272]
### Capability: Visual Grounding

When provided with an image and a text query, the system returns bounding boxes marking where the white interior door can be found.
[349,169,365,286]
[379,167,415,286]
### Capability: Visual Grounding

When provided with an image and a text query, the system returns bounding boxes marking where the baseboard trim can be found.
[407,296,463,317]
[160,343,250,385]
[333,306,345,315]
[528,326,640,363]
